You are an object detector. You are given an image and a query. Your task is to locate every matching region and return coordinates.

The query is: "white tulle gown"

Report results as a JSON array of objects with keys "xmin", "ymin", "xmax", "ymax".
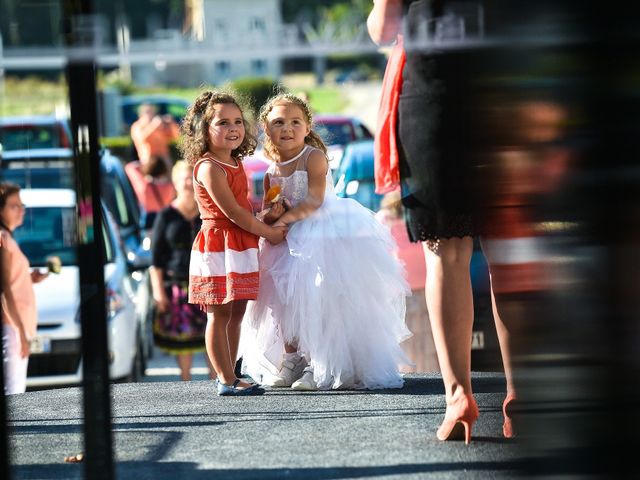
[{"xmin": 240, "ymin": 146, "xmax": 412, "ymax": 390}]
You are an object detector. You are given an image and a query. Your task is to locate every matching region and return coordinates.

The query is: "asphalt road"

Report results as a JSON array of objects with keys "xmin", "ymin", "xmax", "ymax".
[{"xmin": 6, "ymin": 372, "xmax": 531, "ymax": 480}]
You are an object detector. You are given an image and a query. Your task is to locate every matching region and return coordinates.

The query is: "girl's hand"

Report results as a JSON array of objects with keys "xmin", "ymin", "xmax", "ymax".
[
  {"xmin": 266, "ymin": 225, "xmax": 287, "ymax": 245},
  {"xmin": 272, "ymin": 219, "xmax": 287, "ymax": 228},
  {"xmin": 31, "ymin": 269, "xmax": 49, "ymax": 284},
  {"xmin": 262, "ymin": 200, "xmax": 286, "ymax": 224}
]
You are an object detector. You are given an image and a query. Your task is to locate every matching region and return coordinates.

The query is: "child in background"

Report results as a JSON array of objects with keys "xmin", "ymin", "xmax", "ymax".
[
  {"xmin": 181, "ymin": 90, "xmax": 287, "ymax": 396},
  {"xmin": 241, "ymin": 93, "xmax": 412, "ymax": 390}
]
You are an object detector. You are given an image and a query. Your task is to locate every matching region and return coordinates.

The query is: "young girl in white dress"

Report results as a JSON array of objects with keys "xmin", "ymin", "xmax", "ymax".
[{"xmin": 241, "ymin": 93, "xmax": 412, "ymax": 390}]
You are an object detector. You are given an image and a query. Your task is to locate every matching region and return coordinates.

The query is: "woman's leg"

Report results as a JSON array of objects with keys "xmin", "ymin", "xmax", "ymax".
[
  {"xmin": 176, "ymin": 353, "xmax": 193, "ymax": 381},
  {"xmin": 3, "ymin": 324, "xmax": 28, "ymax": 394},
  {"xmin": 490, "ymin": 286, "xmax": 516, "ymax": 396},
  {"xmin": 423, "ymin": 236, "xmax": 475, "ymax": 401}
]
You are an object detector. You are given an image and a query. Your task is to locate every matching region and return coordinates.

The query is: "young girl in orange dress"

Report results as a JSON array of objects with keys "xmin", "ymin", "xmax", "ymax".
[{"xmin": 181, "ymin": 91, "xmax": 287, "ymax": 396}]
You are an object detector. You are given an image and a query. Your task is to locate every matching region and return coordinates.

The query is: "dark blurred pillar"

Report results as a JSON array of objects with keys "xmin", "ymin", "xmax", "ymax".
[
  {"xmin": 63, "ymin": 1, "xmax": 113, "ymax": 479},
  {"xmin": 579, "ymin": 2, "xmax": 640, "ymax": 476}
]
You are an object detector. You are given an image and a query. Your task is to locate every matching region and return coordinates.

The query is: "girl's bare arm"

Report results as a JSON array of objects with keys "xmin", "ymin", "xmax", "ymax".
[
  {"xmin": 275, "ymin": 150, "xmax": 327, "ymax": 225},
  {"xmin": 198, "ymin": 162, "xmax": 286, "ymax": 243}
]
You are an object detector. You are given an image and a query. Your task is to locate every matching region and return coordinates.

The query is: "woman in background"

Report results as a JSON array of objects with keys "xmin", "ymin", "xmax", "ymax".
[
  {"xmin": 1, "ymin": 182, "xmax": 48, "ymax": 394},
  {"xmin": 150, "ymin": 161, "xmax": 213, "ymax": 381}
]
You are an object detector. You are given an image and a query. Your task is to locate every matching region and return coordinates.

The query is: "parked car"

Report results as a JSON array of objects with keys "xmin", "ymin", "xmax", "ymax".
[
  {"xmin": 333, "ymin": 139, "xmax": 500, "ymax": 371},
  {"xmin": 315, "ymin": 114, "xmax": 374, "ymax": 170},
  {"xmin": 0, "ymin": 145, "xmax": 155, "ymax": 369},
  {"xmin": 0, "ymin": 115, "xmax": 72, "ymax": 152},
  {"xmin": 334, "ymin": 139, "xmax": 384, "ymax": 212},
  {"xmin": 16, "ymin": 188, "xmax": 144, "ymax": 387}
]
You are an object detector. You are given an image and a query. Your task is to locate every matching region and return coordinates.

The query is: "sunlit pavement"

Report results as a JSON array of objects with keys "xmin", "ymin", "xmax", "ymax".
[
  {"xmin": 6, "ymin": 372, "xmax": 532, "ymax": 479},
  {"xmin": 142, "ymin": 345, "xmax": 213, "ymax": 383}
]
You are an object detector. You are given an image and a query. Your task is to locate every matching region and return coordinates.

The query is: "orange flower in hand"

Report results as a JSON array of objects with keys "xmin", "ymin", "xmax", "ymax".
[{"xmin": 266, "ymin": 185, "xmax": 282, "ymax": 203}]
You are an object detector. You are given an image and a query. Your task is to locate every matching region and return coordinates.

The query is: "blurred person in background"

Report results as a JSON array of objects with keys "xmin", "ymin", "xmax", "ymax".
[
  {"xmin": 149, "ymin": 161, "xmax": 214, "ymax": 381},
  {"xmin": 130, "ymin": 102, "xmax": 180, "ymax": 168},
  {"xmin": 125, "ymin": 154, "xmax": 177, "ymax": 226},
  {"xmin": 0, "ymin": 182, "xmax": 48, "ymax": 394}
]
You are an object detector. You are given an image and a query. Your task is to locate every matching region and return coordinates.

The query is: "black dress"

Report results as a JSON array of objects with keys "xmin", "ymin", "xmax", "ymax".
[
  {"xmin": 151, "ymin": 205, "xmax": 207, "ymax": 353},
  {"xmin": 398, "ymin": 0, "xmax": 484, "ymax": 242}
]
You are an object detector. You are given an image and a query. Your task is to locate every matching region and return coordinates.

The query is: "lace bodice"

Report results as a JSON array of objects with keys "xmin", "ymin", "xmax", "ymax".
[{"xmin": 266, "ymin": 146, "xmax": 334, "ymax": 208}]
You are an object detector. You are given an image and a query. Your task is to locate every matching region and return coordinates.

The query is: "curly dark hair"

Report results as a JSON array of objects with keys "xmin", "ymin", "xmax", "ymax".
[
  {"xmin": 179, "ymin": 90, "xmax": 257, "ymax": 165},
  {"xmin": 259, "ymin": 92, "xmax": 327, "ymax": 162}
]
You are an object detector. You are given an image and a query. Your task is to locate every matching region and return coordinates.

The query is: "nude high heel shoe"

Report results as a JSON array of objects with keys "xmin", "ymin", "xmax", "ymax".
[
  {"xmin": 502, "ymin": 393, "xmax": 516, "ymax": 439},
  {"xmin": 437, "ymin": 393, "xmax": 479, "ymax": 445}
]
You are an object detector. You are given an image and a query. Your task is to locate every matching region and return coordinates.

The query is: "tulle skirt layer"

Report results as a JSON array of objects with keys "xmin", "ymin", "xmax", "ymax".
[{"xmin": 241, "ymin": 195, "xmax": 412, "ymax": 390}]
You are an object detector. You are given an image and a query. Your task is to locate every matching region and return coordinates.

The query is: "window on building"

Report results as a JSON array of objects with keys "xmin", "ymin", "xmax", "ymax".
[
  {"xmin": 216, "ymin": 61, "xmax": 231, "ymax": 75},
  {"xmin": 249, "ymin": 17, "xmax": 266, "ymax": 34},
  {"xmin": 251, "ymin": 59, "xmax": 267, "ymax": 75},
  {"xmin": 215, "ymin": 19, "xmax": 228, "ymax": 42}
]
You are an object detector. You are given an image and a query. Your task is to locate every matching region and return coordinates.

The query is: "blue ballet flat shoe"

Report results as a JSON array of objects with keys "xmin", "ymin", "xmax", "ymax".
[{"xmin": 217, "ymin": 379, "xmax": 265, "ymax": 396}]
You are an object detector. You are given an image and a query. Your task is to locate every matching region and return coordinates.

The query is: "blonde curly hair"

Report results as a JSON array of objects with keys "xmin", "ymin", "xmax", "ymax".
[
  {"xmin": 258, "ymin": 93, "xmax": 327, "ymax": 162},
  {"xmin": 179, "ymin": 90, "xmax": 257, "ymax": 166}
]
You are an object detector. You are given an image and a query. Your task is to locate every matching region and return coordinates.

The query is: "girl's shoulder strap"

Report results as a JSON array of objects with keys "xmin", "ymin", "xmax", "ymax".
[
  {"xmin": 299, "ymin": 145, "xmax": 327, "ymax": 171},
  {"xmin": 193, "ymin": 156, "xmax": 228, "ymax": 186},
  {"xmin": 266, "ymin": 161, "xmax": 277, "ymax": 175}
]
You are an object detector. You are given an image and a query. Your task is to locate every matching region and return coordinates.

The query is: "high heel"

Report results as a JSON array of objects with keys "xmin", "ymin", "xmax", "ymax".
[
  {"xmin": 436, "ymin": 393, "xmax": 479, "ymax": 445},
  {"xmin": 502, "ymin": 393, "xmax": 516, "ymax": 439}
]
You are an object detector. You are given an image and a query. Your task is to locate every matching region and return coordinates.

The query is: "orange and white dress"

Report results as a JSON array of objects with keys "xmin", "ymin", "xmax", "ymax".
[{"xmin": 188, "ymin": 154, "xmax": 259, "ymax": 306}]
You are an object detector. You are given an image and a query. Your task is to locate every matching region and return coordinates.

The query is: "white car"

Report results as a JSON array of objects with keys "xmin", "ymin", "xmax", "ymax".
[{"xmin": 15, "ymin": 188, "xmax": 142, "ymax": 388}]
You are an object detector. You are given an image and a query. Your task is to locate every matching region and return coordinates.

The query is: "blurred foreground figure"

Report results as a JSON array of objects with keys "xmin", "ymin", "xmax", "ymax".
[
  {"xmin": 475, "ymin": 2, "xmax": 640, "ymax": 477},
  {"xmin": 371, "ymin": 0, "xmax": 639, "ymax": 475}
]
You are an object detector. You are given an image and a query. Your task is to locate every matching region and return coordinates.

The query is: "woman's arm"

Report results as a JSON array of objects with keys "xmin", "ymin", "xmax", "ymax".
[
  {"xmin": 198, "ymin": 162, "xmax": 286, "ymax": 244},
  {"xmin": 275, "ymin": 150, "xmax": 327, "ymax": 226},
  {"xmin": 149, "ymin": 211, "xmax": 170, "ymax": 313},
  {"xmin": 367, "ymin": 0, "xmax": 403, "ymax": 45},
  {"xmin": 1, "ymin": 242, "xmax": 30, "ymax": 358},
  {"xmin": 149, "ymin": 267, "xmax": 169, "ymax": 313},
  {"xmin": 131, "ymin": 116, "xmax": 164, "ymax": 142}
]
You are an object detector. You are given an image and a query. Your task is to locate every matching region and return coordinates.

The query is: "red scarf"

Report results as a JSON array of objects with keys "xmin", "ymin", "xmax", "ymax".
[{"xmin": 374, "ymin": 35, "xmax": 405, "ymax": 194}]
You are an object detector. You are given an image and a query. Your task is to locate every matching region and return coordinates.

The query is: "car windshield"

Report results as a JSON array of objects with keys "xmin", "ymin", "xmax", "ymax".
[
  {"xmin": 14, "ymin": 206, "xmax": 78, "ymax": 267},
  {"xmin": 122, "ymin": 101, "xmax": 187, "ymax": 127},
  {"xmin": 315, "ymin": 122, "xmax": 353, "ymax": 146},
  {"xmin": 1, "ymin": 166, "xmax": 75, "ymax": 189},
  {"xmin": 0, "ymin": 124, "xmax": 69, "ymax": 151},
  {"xmin": 335, "ymin": 145, "xmax": 374, "ymax": 181}
]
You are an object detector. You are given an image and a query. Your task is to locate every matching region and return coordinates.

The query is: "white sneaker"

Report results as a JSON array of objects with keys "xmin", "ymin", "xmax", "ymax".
[
  {"xmin": 262, "ymin": 354, "xmax": 307, "ymax": 388},
  {"xmin": 291, "ymin": 366, "xmax": 317, "ymax": 391}
]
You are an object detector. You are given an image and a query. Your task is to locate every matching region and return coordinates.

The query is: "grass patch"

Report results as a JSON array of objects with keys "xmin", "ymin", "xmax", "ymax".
[
  {"xmin": 1, "ymin": 76, "xmax": 68, "ymax": 117},
  {"xmin": 2, "ymin": 76, "xmax": 350, "ymax": 118},
  {"xmin": 307, "ymin": 87, "xmax": 348, "ymax": 114}
]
